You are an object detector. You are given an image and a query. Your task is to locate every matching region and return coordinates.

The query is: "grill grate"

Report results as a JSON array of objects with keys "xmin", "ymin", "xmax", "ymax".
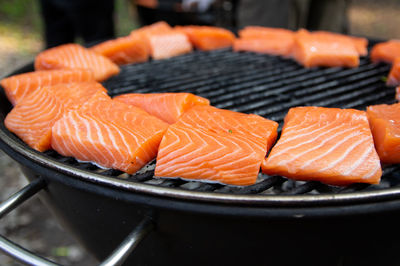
[{"xmin": 41, "ymin": 48, "xmax": 399, "ymax": 195}]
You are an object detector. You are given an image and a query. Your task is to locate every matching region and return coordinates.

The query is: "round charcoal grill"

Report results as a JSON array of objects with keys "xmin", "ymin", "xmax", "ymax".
[{"xmin": 1, "ymin": 46, "xmax": 400, "ymax": 266}]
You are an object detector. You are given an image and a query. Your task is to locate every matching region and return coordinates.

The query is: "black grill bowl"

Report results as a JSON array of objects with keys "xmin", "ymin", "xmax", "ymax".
[{"xmin": 1, "ymin": 48, "xmax": 400, "ymax": 266}]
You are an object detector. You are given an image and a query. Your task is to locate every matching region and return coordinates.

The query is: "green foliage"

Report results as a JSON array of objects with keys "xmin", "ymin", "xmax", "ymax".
[
  {"xmin": 0, "ymin": 0, "xmax": 139, "ymax": 38},
  {"xmin": 115, "ymin": 0, "xmax": 140, "ymax": 36},
  {"xmin": 0, "ymin": 0, "xmax": 42, "ymax": 34}
]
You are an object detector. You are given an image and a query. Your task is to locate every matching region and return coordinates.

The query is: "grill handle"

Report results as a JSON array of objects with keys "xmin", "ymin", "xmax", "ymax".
[{"xmin": 0, "ymin": 177, "xmax": 154, "ymax": 266}]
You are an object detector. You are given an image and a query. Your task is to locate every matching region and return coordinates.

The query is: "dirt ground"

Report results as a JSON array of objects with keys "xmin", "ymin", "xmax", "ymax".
[{"xmin": 0, "ymin": 1, "xmax": 400, "ymax": 265}]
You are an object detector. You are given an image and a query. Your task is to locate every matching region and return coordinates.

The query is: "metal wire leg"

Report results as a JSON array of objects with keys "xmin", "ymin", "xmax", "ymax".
[
  {"xmin": 0, "ymin": 177, "xmax": 60, "ymax": 266},
  {"xmin": 0, "ymin": 176, "xmax": 154, "ymax": 266},
  {"xmin": 100, "ymin": 216, "xmax": 154, "ymax": 266}
]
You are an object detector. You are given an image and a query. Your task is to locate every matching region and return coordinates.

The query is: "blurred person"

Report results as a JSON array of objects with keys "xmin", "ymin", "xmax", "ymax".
[
  {"xmin": 39, "ymin": 0, "xmax": 115, "ymax": 49},
  {"xmin": 132, "ymin": 0, "xmax": 232, "ymax": 26},
  {"xmin": 132, "ymin": 0, "xmax": 348, "ymax": 34},
  {"xmin": 237, "ymin": 0, "xmax": 349, "ymax": 33}
]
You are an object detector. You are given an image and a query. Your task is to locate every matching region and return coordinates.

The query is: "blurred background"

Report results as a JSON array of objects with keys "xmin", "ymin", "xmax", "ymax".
[{"xmin": 0, "ymin": 0, "xmax": 399, "ymax": 265}]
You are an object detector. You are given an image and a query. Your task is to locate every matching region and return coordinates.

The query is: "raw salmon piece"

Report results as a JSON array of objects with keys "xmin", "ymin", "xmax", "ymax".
[
  {"xmin": 155, "ymin": 124, "xmax": 266, "ymax": 186},
  {"xmin": 148, "ymin": 31, "xmax": 193, "ymax": 60},
  {"xmin": 234, "ymin": 26, "xmax": 294, "ymax": 57},
  {"xmin": 34, "ymin": 43, "xmax": 120, "ymax": 81},
  {"xmin": 130, "ymin": 21, "xmax": 173, "ymax": 39},
  {"xmin": 239, "ymin": 26, "xmax": 294, "ymax": 39},
  {"xmin": 175, "ymin": 25, "xmax": 235, "ymax": 51},
  {"xmin": 48, "ymin": 82, "xmax": 108, "ymax": 110},
  {"xmin": 52, "ymin": 92, "xmax": 168, "ymax": 173},
  {"xmin": 5, "ymin": 87, "xmax": 66, "ymax": 152},
  {"xmin": 397, "ymin": 86, "xmax": 400, "ymax": 101},
  {"xmin": 130, "ymin": 22, "xmax": 191, "ymax": 59},
  {"xmin": 114, "ymin": 93, "xmax": 210, "ymax": 124},
  {"xmin": 90, "ymin": 36, "xmax": 149, "ymax": 65},
  {"xmin": 370, "ymin": 40, "xmax": 400, "ymax": 64},
  {"xmin": 386, "ymin": 57, "xmax": 400, "ymax": 86},
  {"xmin": 292, "ymin": 29, "xmax": 359, "ymax": 68},
  {"xmin": 0, "ymin": 69, "xmax": 94, "ymax": 106},
  {"xmin": 367, "ymin": 103, "xmax": 400, "ymax": 164},
  {"xmin": 262, "ymin": 107, "xmax": 382, "ymax": 186},
  {"xmin": 130, "ymin": 21, "xmax": 173, "ymax": 51},
  {"xmin": 155, "ymin": 106, "xmax": 278, "ymax": 186},
  {"xmin": 310, "ymin": 31, "xmax": 368, "ymax": 56},
  {"xmin": 175, "ymin": 105, "xmax": 278, "ymax": 151},
  {"xmin": 352, "ymin": 37, "xmax": 369, "ymax": 56},
  {"xmin": 233, "ymin": 38, "xmax": 294, "ymax": 57},
  {"xmin": 5, "ymin": 82, "xmax": 106, "ymax": 152}
]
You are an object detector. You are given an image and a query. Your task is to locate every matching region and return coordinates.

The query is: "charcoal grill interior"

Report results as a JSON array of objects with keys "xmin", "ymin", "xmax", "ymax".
[{"xmin": 3, "ymin": 47, "xmax": 400, "ymax": 197}]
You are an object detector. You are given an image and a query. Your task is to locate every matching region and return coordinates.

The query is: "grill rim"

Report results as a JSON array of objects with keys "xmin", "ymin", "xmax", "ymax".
[
  {"xmin": 2, "ymin": 120, "xmax": 400, "ymax": 208},
  {"xmin": 1, "ymin": 59, "xmax": 400, "ymax": 209}
]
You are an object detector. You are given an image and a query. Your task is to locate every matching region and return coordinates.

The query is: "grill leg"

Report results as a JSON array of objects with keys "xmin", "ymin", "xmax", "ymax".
[
  {"xmin": 99, "ymin": 216, "xmax": 154, "ymax": 266},
  {"xmin": 0, "ymin": 177, "xmax": 59, "ymax": 266}
]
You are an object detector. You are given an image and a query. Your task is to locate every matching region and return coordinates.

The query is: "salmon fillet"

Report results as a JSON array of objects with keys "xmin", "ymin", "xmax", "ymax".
[
  {"xmin": 386, "ymin": 57, "xmax": 400, "ymax": 86},
  {"xmin": 310, "ymin": 31, "xmax": 368, "ymax": 56},
  {"xmin": 367, "ymin": 103, "xmax": 400, "ymax": 164},
  {"xmin": 155, "ymin": 106, "xmax": 278, "ymax": 186},
  {"xmin": 262, "ymin": 107, "xmax": 382, "ymax": 186},
  {"xmin": 370, "ymin": 40, "xmax": 400, "ymax": 64},
  {"xmin": 0, "ymin": 69, "xmax": 94, "ymax": 106},
  {"xmin": 90, "ymin": 36, "xmax": 149, "ymax": 65},
  {"xmin": 233, "ymin": 26, "xmax": 294, "ymax": 57},
  {"xmin": 130, "ymin": 22, "xmax": 191, "ymax": 59},
  {"xmin": 130, "ymin": 21, "xmax": 173, "ymax": 40},
  {"xmin": 114, "ymin": 93, "xmax": 210, "ymax": 124},
  {"xmin": 52, "ymin": 92, "xmax": 168, "ymax": 173},
  {"xmin": 130, "ymin": 21, "xmax": 175, "ymax": 58},
  {"xmin": 175, "ymin": 105, "xmax": 278, "ymax": 151},
  {"xmin": 175, "ymin": 25, "xmax": 235, "ymax": 51},
  {"xmin": 238, "ymin": 26, "xmax": 294, "ymax": 39},
  {"xmin": 34, "ymin": 43, "xmax": 120, "ymax": 81},
  {"xmin": 292, "ymin": 29, "xmax": 359, "ymax": 68},
  {"xmin": 5, "ymin": 82, "xmax": 107, "ymax": 152},
  {"xmin": 233, "ymin": 38, "xmax": 294, "ymax": 57},
  {"xmin": 155, "ymin": 124, "xmax": 266, "ymax": 186},
  {"xmin": 148, "ymin": 31, "xmax": 193, "ymax": 60}
]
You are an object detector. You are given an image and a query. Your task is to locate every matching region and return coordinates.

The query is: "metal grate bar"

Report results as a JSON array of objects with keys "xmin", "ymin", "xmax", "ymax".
[
  {"xmin": 230, "ymin": 176, "xmax": 286, "ymax": 195},
  {"xmin": 283, "ymin": 181, "xmax": 321, "ymax": 195}
]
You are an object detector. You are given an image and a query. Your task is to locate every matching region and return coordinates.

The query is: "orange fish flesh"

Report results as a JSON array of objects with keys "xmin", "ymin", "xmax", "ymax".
[
  {"xmin": 52, "ymin": 92, "xmax": 168, "ymax": 173},
  {"xmin": 310, "ymin": 31, "xmax": 368, "ymax": 56},
  {"xmin": 292, "ymin": 29, "xmax": 359, "ymax": 68},
  {"xmin": 233, "ymin": 26, "xmax": 294, "ymax": 57},
  {"xmin": 370, "ymin": 40, "xmax": 400, "ymax": 64},
  {"xmin": 130, "ymin": 22, "xmax": 192, "ymax": 60},
  {"xmin": 175, "ymin": 105, "xmax": 278, "ymax": 151},
  {"xmin": 130, "ymin": 21, "xmax": 173, "ymax": 40},
  {"xmin": 175, "ymin": 25, "xmax": 236, "ymax": 51},
  {"xmin": 367, "ymin": 103, "xmax": 400, "ymax": 164},
  {"xmin": 5, "ymin": 82, "xmax": 107, "ymax": 152},
  {"xmin": 147, "ymin": 31, "xmax": 193, "ymax": 60},
  {"xmin": 238, "ymin": 26, "xmax": 294, "ymax": 39},
  {"xmin": 114, "ymin": 93, "xmax": 210, "ymax": 124},
  {"xmin": 1, "ymin": 69, "xmax": 95, "ymax": 106},
  {"xmin": 262, "ymin": 106, "xmax": 381, "ymax": 186},
  {"xmin": 155, "ymin": 106, "xmax": 278, "ymax": 186},
  {"xmin": 90, "ymin": 36, "xmax": 149, "ymax": 65},
  {"xmin": 386, "ymin": 57, "xmax": 400, "ymax": 86},
  {"xmin": 34, "ymin": 43, "xmax": 120, "ymax": 81}
]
